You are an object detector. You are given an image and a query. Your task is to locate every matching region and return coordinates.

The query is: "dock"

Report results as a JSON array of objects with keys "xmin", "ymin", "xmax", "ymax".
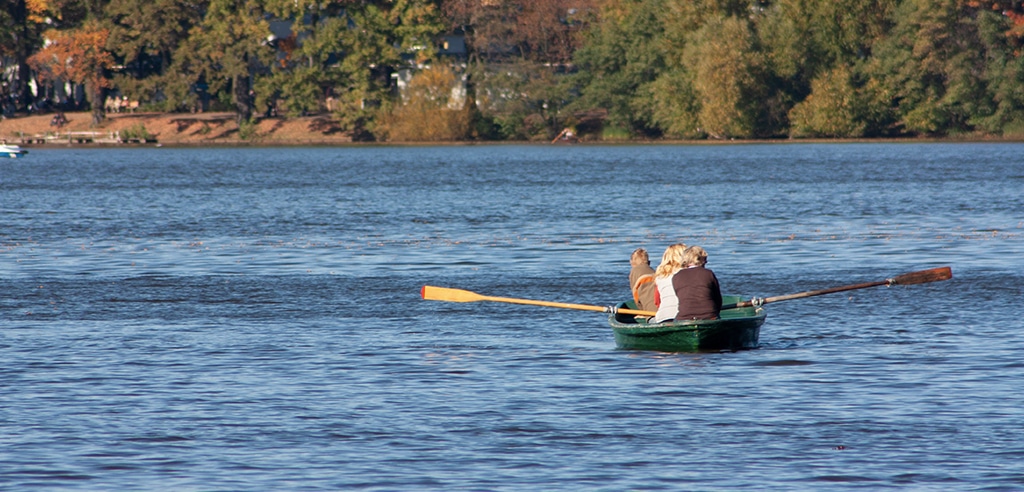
[{"xmin": 17, "ymin": 131, "xmax": 156, "ymax": 145}]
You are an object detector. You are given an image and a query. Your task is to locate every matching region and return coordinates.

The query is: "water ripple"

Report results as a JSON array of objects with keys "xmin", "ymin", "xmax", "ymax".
[{"xmin": 1, "ymin": 144, "xmax": 1023, "ymax": 489}]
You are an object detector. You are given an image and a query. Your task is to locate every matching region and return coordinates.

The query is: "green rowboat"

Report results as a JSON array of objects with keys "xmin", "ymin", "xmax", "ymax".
[
  {"xmin": 608, "ymin": 295, "xmax": 767, "ymax": 352},
  {"xmin": 423, "ymin": 268, "xmax": 950, "ymax": 353}
]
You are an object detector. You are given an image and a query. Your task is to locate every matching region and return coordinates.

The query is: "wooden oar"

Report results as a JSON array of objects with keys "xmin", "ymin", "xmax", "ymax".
[
  {"xmin": 721, "ymin": 266, "xmax": 952, "ymax": 310},
  {"xmin": 421, "ymin": 285, "xmax": 656, "ymax": 316}
]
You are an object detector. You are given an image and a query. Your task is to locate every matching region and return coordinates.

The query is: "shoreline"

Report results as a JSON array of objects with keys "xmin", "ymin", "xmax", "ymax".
[
  {"xmin": 4, "ymin": 111, "xmax": 1022, "ymax": 147},
  {"xmin": 1, "ymin": 111, "xmax": 357, "ymax": 147}
]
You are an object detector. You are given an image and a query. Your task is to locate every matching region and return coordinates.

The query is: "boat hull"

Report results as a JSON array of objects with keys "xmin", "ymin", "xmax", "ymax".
[
  {"xmin": 0, "ymin": 145, "xmax": 28, "ymax": 158},
  {"xmin": 609, "ymin": 295, "xmax": 766, "ymax": 352}
]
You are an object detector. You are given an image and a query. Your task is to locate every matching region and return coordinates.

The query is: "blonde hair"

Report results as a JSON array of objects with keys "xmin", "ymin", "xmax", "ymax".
[
  {"xmin": 654, "ymin": 243, "xmax": 688, "ymax": 278},
  {"xmin": 630, "ymin": 247, "xmax": 649, "ymax": 265},
  {"xmin": 683, "ymin": 245, "xmax": 708, "ymax": 267}
]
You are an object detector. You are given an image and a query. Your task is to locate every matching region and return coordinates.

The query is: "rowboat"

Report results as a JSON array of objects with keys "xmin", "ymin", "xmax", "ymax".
[
  {"xmin": 608, "ymin": 295, "xmax": 766, "ymax": 352},
  {"xmin": 0, "ymin": 143, "xmax": 28, "ymax": 158}
]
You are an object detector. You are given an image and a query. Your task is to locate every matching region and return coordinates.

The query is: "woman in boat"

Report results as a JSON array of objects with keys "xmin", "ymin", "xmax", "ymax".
[
  {"xmin": 629, "ymin": 247, "xmax": 657, "ymax": 312},
  {"xmin": 673, "ymin": 246, "xmax": 723, "ymax": 320},
  {"xmin": 652, "ymin": 243, "xmax": 688, "ymax": 323}
]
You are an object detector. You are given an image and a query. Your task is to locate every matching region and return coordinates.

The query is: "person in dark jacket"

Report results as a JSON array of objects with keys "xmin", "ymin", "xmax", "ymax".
[{"xmin": 672, "ymin": 246, "xmax": 722, "ymax": 320}]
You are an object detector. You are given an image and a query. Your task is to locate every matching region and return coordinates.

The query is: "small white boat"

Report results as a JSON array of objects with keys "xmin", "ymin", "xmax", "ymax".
[{"xmin": 0, "ymin": 143, "xmax": 28, "ymax": 158}]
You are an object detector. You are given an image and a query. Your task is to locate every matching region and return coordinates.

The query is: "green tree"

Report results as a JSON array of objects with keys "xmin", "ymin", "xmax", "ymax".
[
  {"xmin": 753, "ymin": 0, "xmax": 898, "ymax": 137},
  {"xmin": 760, "ymin": 0, "xmax": 897, "ymax": 83},
  {"xmin": 569, "ymin": 0, "xmax": 667, "ymax": 137},
  {"xmin": 168, "ymin": 0, "xmax": 273, "ymax": 123},
  {"xmin": 866, "ymin": 0, "xmax": 991, "ymax": 135},
  {"xmin": 687, "ymin": 14, "xmax": 766, "ymax": 138},
  {"xmin": 970, "ymin": 5, "xmax": 1024, "ymax": 135},
  {"xmin": 346, "ymin": 1, "xmax": 443, "ymax": 137},
  {"xmin": 788, "ymin": 64, "xmax": 867, "ymax": 137},
  {"xmin": 631, "ymin": 0, "xmax": 761, "ymax": 139},
  {"xmin": 104, "ymin": 0, "xmax": 205, "ymax": 104},
  {"xmin": 259, "ymin": 0, "xmax": 351, "ymax": 117},
  {"xmin": 636, "ymin": 68, "xmax": 701, "ymax": 138},
  {"xmin": 259, "ymin": 0, "xmax": 443, "ymax": 123},
  {"xmin": 1, "ymin": 0, "xmax": 40, "ymax": 111}
]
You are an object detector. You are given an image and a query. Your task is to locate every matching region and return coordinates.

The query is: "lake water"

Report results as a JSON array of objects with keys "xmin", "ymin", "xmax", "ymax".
[{"xmin": 1, "ymin": 143, "xmax": 1022, "ymax": 490}]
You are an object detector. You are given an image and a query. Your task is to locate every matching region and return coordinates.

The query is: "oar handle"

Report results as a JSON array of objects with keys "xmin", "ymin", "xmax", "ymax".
[
  {"xmin": 421, "ymin": 285, "xmax": 657, "ymax": 316},
  {"xmin": 477, "ymin": 294, "xmax": 609, "ymax": 312},
  {"xmin": 479, "ymin": 294, "xmax": 655, "ymax": 316},
  {"xmin": 724, "ymin": 281, "xmax": 887, "ymax": 309}
]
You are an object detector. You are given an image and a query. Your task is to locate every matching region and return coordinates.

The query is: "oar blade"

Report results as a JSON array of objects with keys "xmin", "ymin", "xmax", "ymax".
[
  {"xmin": 892, "ymin": 266, "xmax": 952, "ymax": 286},
  {"xmin": 421, "ymin": 285, "xmax": 485, "ymax": 303}
]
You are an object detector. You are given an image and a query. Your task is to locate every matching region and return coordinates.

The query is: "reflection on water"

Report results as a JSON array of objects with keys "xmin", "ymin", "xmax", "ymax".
[{"xmin": 1, "ymin": 143, "xmax": 1022, "ymax": 489}]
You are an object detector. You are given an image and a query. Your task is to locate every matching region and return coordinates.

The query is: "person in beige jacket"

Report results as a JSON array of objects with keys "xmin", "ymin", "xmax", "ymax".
[{"xmin": 629, "ymin": 248, "xmax": 657, "ymax": 312}]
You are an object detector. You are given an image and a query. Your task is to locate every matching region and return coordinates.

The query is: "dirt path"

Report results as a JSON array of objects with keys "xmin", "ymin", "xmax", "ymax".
[{"xmin": 1, "ymin": 111, "xmax": 356, "ymax": 146}]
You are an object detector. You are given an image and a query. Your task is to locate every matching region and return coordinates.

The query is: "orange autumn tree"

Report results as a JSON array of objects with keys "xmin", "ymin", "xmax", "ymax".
[
  {"xmin": 964, "ymin": 1, "xmax": 1024, "ymax": 40},
  {"xmin": 29, "ymin": 23, "xmax": 115, "ymax": 124}
]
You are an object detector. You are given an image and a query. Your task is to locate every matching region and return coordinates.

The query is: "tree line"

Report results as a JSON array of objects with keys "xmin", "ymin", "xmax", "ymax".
[{"xmin": 3, "ymin": 0, "xmax": 1024, "ymax": 141}]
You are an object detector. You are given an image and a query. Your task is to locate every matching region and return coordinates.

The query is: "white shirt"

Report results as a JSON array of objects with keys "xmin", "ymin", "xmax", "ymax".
[{"xmin": 653, "ymin": 275, "xmax": 679, "ymax": 323}]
